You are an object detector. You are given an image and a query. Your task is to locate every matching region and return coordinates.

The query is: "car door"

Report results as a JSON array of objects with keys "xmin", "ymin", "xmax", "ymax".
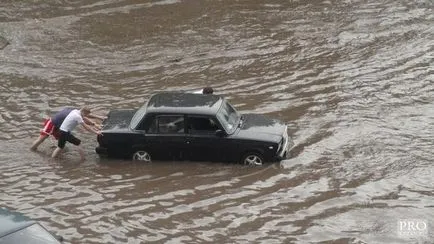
[
  {"xmin": 185, "ymin": 115, "xmax": 227, "ymax": 162},
  {"xmin": 143, "ymin": 114, "xmax": 187, "ymax": 161}
]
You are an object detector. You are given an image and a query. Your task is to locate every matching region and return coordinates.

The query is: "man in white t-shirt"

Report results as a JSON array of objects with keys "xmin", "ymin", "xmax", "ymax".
[{"xmin": 51, "ymin": 107, "xmax": 102, "ymax": 160}]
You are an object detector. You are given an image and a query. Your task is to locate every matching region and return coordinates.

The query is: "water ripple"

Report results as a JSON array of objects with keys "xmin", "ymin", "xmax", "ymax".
[{"xmin": 1, "ymin": 0, "xmax": 433, "ymax": 243}]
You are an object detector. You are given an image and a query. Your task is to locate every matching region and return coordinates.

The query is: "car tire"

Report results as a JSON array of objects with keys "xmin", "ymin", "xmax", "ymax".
[
  {"xmin": 241, "ymin": 152, "xmax": 264, "ymax": 166},
  {"xmin": 132, "ymin": 150, "xmax": 151, "ymax": 162}
]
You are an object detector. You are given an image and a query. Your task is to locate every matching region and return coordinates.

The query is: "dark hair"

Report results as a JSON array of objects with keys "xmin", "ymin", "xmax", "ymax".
[{"xmin": 203, "ymin": 87, "xmax": 214, "ymax": 94}]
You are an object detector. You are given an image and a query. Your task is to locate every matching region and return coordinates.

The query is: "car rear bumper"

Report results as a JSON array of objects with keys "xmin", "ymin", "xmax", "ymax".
[{"xmin": 95, "ymin": 146, "xmax": 108, "ymax": 155}]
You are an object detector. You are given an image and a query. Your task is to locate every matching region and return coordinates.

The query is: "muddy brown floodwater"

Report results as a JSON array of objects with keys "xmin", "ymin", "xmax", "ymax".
[{"xmin": 0, "ymin": 0, "xmax": 433, "ymax": 243}]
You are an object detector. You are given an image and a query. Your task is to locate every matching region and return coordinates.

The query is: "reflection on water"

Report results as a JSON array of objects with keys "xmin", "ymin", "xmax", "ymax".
[{"xmin": 0, "ymin": 0, "xmax": 433, "ymax": 243}]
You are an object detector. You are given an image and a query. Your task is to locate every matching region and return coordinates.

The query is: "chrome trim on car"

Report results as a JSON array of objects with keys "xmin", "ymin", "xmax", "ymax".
[{"xmin": 276, "ymin": 138, "xmax": 283, "ymax": 153}]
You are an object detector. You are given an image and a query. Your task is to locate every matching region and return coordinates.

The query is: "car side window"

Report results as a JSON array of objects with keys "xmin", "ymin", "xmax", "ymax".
[
  {"xmin": 148, "ymin": 115, "xmax": 184, "ymax": 134},
  {"xmin": 188, "ymin": 116, "xmax": 219, "ymax": 134}
]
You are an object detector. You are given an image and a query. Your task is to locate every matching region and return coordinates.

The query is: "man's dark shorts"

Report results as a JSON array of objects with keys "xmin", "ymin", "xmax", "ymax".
[{"xmin": 58, "ymin": 131, "xmax": 81, "ymax": 149}]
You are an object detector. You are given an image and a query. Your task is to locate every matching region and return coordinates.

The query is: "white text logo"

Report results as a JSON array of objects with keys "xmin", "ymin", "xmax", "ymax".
[{"xmin": 397, "ymin": 219, "xmax": 428, "ymax": 238}]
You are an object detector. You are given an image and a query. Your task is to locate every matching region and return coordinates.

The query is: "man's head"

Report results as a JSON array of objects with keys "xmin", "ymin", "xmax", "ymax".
[
  {"xmin": 203, "ymin": 87, "xmax": 214, "ymax": 94},
  {"xmin": 80, "ymin": 107, "xmax": 91, "ymax": 117}
]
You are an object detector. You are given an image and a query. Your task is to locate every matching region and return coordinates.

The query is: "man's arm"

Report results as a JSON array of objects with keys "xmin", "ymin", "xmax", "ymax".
[
  {"xmin": 83, "ymin": 117, "xmax": 102, "ymax": 129},
  {"xmin": 87, "ymin": 113, "xmax": 107, "ymax": 121},
  {"xmin": 81, "ymin": 122, "xmax": 101, "ymax": 135},
  {"xmin": 83, "ymin": 117, "xmax": 95, "ymax": 126}
]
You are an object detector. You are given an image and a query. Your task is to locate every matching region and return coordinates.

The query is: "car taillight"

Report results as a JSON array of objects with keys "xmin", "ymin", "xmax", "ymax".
[{"xmin": 97, "ymin": 134, "xmax": 103, "ymax": 145}]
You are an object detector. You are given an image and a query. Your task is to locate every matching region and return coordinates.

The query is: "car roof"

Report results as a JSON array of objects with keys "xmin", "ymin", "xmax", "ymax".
[
  {"xmin": 0, "ymin": 208, "xmax": 35, "ymax": 238},
  {"xmin": 146, "ymin": 92, "xmax": 223, "ymax": 116}
]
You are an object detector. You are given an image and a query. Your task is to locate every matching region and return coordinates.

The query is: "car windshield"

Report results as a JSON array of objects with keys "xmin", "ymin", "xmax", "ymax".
[
  {"xmin": 130, "ymin": 104, "xmax": 147, "ymax": 129},
  {"xmin": 216, "ymin": 100, "xmax": 240, "ymax": 134}
]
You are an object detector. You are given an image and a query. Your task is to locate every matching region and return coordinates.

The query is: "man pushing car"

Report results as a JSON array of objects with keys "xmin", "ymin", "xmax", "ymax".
[
  {"xmin": 31, "ymin": 107, "xmax": 105, "ymax": 151},
  {"xmin": 51, "ymin": 107, "xmax": 102, "ymax": 160}
]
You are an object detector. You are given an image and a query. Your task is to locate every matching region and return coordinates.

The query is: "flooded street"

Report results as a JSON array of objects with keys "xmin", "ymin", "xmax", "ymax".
[{"xmin": 0, "ymin": 0, "xmax": 433, "ymax": 243}]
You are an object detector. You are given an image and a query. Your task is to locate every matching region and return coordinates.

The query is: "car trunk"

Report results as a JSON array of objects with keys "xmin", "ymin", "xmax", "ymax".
[
  {"xmin": 102, "ymin": 109, "xmax": 137, "ymax": 132},
  {"xmin": 98, "ymin": 109, "xmax": 138, "ymax": 151}
]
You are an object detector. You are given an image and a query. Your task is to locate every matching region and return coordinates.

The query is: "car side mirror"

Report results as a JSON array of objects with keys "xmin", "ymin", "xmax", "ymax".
[{"xmin": 215, "ymin": 129, "xmax": 226, "ymax": 137}]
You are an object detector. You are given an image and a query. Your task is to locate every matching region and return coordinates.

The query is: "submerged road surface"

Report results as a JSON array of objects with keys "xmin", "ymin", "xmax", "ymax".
[{"xmin": 0, "ymin": 0, "xmax": 433, "ymax": 243}]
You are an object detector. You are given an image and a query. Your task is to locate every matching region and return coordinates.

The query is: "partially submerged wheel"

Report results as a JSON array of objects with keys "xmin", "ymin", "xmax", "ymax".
[
  {"xmin": 242, "ymin": 152, "xmax": 264, "ymax": 166},
  {"xmin": 132, "ymin": 150, "xmax": 151, "ymax": 162}
]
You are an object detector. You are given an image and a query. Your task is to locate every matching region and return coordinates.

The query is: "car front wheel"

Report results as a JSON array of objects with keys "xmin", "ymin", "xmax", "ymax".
[
  {"xmin": 242, "ymin": 152, "xmax": 264, "ymax": 166},
  {"xmin": 132, "ymin": 150, "xmax": 151, "ymax": 162}
]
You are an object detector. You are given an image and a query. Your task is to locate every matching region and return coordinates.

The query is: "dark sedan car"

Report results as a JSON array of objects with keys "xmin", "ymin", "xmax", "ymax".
[{"xmin": 96, "ymin": 92, "xmax": 293, "ymax": 165}]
